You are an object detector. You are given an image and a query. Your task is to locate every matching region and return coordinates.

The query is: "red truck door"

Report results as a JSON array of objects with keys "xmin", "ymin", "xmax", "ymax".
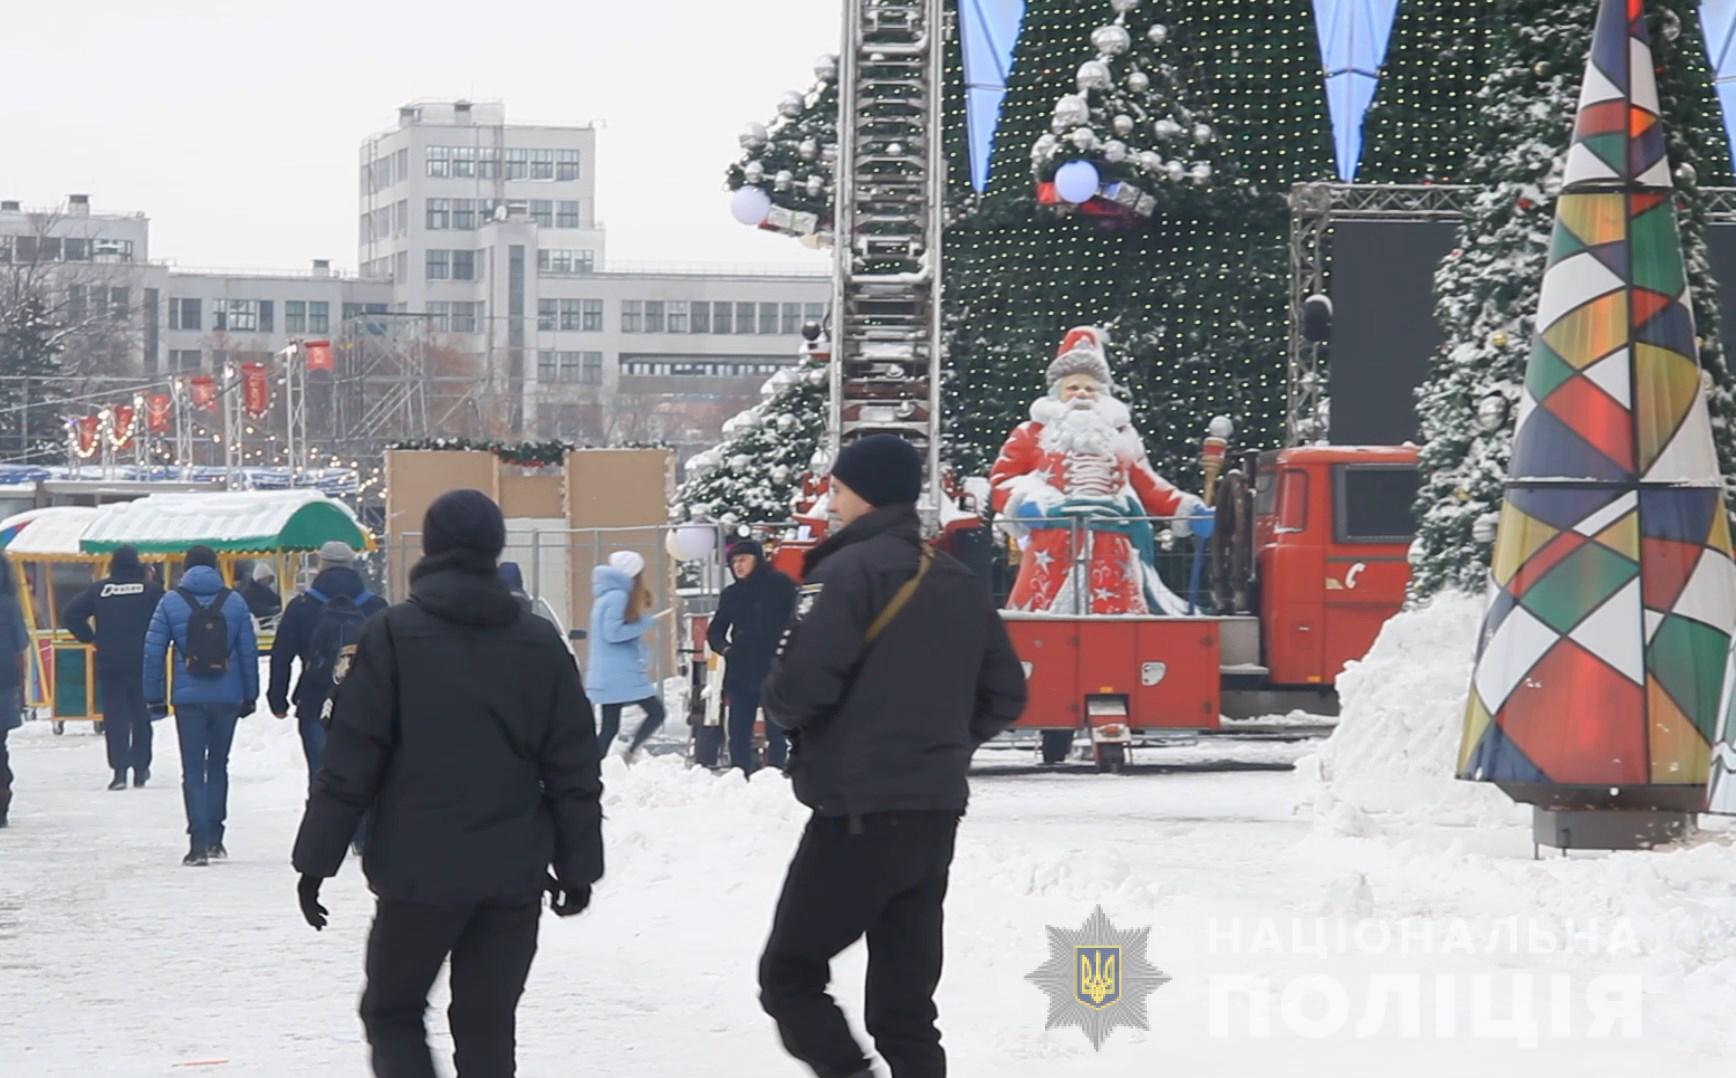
[
  {"xmin": 1259, "ymin": 463, "xmax": 1326, "ymax": 685},
  {"xmin": 1321, "ymin": 462, "xmax": 1418, "ymax": 682}
]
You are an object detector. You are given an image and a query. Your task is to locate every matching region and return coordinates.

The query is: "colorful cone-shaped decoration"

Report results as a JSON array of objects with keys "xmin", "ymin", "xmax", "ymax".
[{"xmin": 1458, "ymin": 0, "xmax": 1736, "ymax": 813}]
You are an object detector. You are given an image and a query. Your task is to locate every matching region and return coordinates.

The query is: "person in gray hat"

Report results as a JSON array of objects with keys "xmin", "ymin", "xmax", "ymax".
[{"xmin": 269, "ymin": 542, "xmax": 384, "ymax": 780}]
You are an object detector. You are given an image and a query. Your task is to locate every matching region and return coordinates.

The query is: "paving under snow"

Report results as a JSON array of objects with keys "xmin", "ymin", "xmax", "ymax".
[{"xmin": 3, "ymin": 615, "xmax": 1735, "ymax": 1076}]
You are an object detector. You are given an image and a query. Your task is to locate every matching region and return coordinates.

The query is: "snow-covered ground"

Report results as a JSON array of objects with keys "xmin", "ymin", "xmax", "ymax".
[{"xmin": 3, "ymin": 606, "xmax": 1735, "ymax": 1076}]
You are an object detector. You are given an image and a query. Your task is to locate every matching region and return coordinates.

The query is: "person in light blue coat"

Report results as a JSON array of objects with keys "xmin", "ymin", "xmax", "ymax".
[
  {"xmin": 587, "ymin": 550, "xmax": 665, "ymax": 762},
  {"xmin": 143, "ymin": 545, "xmax": 259, "ymax": 866}
]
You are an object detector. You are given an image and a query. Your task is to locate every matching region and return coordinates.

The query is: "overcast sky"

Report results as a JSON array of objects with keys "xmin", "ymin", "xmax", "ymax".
[{"xmin": 2, "ymin": 0, "xmax": 839, "ymax": 273}]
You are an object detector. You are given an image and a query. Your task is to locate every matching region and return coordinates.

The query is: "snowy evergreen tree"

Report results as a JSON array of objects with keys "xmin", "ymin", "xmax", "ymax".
[
  {"xmin": 725, "ymin": 56, "xmax": 840, "ymax": 241},
  {"xmin": 1408, "ymin": 0, "xmax": 1734, "ymax": 600},
  {"xmin": 676, "ymin": 350, "xmax": 830, "ymax": 526},
  {"xmin": 0, "ymin": 289, "xmax": 68, "ymax": 460}
]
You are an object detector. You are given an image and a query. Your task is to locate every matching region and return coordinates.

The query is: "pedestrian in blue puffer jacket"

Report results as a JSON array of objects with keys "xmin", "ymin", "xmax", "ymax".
[
  {"xmin": 587, "ymin": 550, "xmax": 665, "ymax": 762},
  {"xmin": 143, "ymin": 545, "xmax": 260, "ymax": 866}
]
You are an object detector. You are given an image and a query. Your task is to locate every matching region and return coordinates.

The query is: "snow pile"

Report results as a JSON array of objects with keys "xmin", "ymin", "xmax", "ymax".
[{"xmin": 1303, "ymin": 591, "xmax": 1525, "ymax": 832}]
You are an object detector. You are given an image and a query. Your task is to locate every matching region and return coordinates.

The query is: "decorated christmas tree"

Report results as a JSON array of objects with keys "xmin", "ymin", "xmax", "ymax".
[
  {"xmin": 0, "ymin": 289, "xmax": 69, "ymax": 460},
  {"xmin": 1407, "ymin": 0, "xmax": 1734, "ymax": 600},
  {"xmin": 725, "ymin": 55, "xmax": 840, "ymax": 243}
]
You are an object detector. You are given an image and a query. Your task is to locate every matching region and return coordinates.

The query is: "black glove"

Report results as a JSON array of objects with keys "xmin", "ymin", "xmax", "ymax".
[
  {"xmin": 544, "ymin": 873, "xmax": 591, "ymax": 918},
  {"xmin": 298, "ymin": 874, "xmax": 328, "ymax": 931},
  {"xmin": 147, "ymin": 702, "xmax": 169, "ymax": 721},
  {"xmin": 239, "ymin": 699, "xmax": 257, "ymax": 719}
]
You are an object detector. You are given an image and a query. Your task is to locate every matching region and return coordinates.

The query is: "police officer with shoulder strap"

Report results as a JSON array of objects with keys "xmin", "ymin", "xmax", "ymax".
[
  {"xmin": 758, "ymin": 435, "xmax": 1028, "ymax": 1078},
  {"xmin": 62, "ymin": 544, "xmax": 164, "ymax": 791}
]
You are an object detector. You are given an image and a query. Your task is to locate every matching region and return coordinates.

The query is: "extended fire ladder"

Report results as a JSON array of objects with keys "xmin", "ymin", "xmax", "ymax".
[{"xmin": 829, "ymin": 0, "xmax": 946, "ymax": 518}]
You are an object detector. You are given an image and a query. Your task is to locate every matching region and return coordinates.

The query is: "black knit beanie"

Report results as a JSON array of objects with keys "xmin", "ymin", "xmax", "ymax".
[
  {"xmin": 184, "ymin": 545, "xmax": 218, "ymax": 570},
  {"xmin": 423, "ymin": 489, "xmax": 507, "ymax": 559},
  {"xmin": 110, "ymin": 545, "xmax": 144, "ymax": 578},
  {"xmin": 830, "ymin": 435, "xmax": 923, "ymax": 508}
]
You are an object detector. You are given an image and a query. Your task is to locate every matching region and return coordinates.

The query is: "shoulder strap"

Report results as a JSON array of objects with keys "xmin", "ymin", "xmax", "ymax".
[{"xmin": 865, "ymin": 543, "xmax": 934, "ymax": 645}]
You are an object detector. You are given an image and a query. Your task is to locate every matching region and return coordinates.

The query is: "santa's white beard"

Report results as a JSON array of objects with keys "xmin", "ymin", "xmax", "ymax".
[{"xmin": 1032, "ymin": 394, "xmax": 1134, "ymax": 458}]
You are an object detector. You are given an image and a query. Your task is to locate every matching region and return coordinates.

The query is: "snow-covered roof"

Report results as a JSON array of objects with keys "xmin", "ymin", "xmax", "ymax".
[
  {"xmin": 0, "ymin": 507, "xmax": 103, "ymax": 557},
  {"xmin": 76, "ymin": 490, "xmax": 371, "ymax": 555}
]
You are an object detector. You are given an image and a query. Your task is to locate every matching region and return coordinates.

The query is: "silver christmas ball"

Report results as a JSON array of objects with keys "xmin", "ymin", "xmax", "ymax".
[
  {"xmin": 1192, "ymin": 123, "xmax": 1215, "ymax": 144},
  {"xmin": 798, "ymin": 138, "xmax": 819, "ymax": 162},
  {"xmin": 771, "ymin": 464, "xmax": 791, "ymax": 483},
  {"xmin": 1031, "ymin": 133, "xmax": 1059, "ymax": 159},
  {"xmin": 774, "ymin": 170, "xmax": 794, "ymax": 192},
  {"xmin": 1676, "ymin": 161, "xmax": 1698, "ymax": 186},
  {"xmin": 1154, "ymin": 118, "xmax": 1182, "ymax": 140},
  {"xmin": 743, "ymin": 161, "xmax": 765, "ymax": 184},
  {"xmin": 805, "ymin": 174, "xmax": 825, "ymax": 196},
  {"xmin": 1103, "ymin": 140, "xmax": 1128, "ymax": 164},
  {"xmin": 1127, "ymin": 70, "xmax": 1151, "ymax": 94},
  {"xmin": 814, "ymin": 53, "xmax": 839, "ymax": 81},
  {"xmin": 1112, "ymin": 113, "xmax": 1135, "ymax": 137},
  {"xmin": 740, "ymin": 122, "xmax": 768, "ymax": 149},
  {"xmin": 1053, "ymin": 95, "xmax": 1090, "ymax": 126},
  {"xmin": 1165, "ymin": 159, "xmax": 1186, "ymax": 182},
  {"xmin": 1146, "ymin": 23, "xmax": 1169, "ymax": 46},
  {"xmin": 1138, "ymin": 150, "xmax": 1164, "ymax": 173},
  {"xmin": 1076, "ymin": 60, "xmax": 1113, "ymax": 93},
  {"xmin": 1091, "ymin": 24, "xmax": 1131, "ymax": 57},
  {"xmin": 776, "ymin": 413, "xmax": 797, "ymax": 432},
  {"xmin": 1190, "ymin": 161, "xmax": 1213, "ymax": 184},
  {"xmin": 1069, "ymin": 126, "xmax": 1099, "ymax": 152},
  {"xmin": 1110, "ymin": 0, "xmax": 1140, "ymax": 11},
  {"xmin": 1661, "ymin": 9, "xmax": 1682, "ymax": 42},
  {"xmin": 806, "ymin": 368, "xmax": 827, "ymax": 386},
  {"xmin": 779, "ymin": 91, "xmax": 804, "ymax": 118},
  {"xmin": 887, "ymin": 142, "xmax": 905, "ymax": 156}
]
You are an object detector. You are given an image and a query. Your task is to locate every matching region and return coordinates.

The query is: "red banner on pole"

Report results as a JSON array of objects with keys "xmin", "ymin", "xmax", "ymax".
[
  {"xmin": 75, "ymin": 415, "xmax": 100, "ymax": 457},
  {"xmin": 305, "ymin": 339, "xmax": 334, "ymax": 373},
  {"xmin": 190, "ymin": 375, "xmax": 218, "ymax": 413},
  {"xmin": 241, "ymin": 361, "xmax": 270, "ymax": 419},
  {"xmin": 146, "ymin": 393, "xmax": 172, "ymax": 433},
  {"xmin": 111, "ymin": 404, "xmax": 137, "ymax": 449}
]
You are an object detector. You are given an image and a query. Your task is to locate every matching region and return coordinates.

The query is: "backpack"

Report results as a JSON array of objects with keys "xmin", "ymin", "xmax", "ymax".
[
  {"xmin": 177, "ymin": 587, "xmax": 232, "ymax": 679},
  {"xmin": 304, "ymin": 588, "xmax": 375, "ymax": 698}
]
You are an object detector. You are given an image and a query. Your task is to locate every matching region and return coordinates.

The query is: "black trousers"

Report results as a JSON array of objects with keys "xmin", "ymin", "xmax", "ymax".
[
  {"xmin": 597, "ymin": 695, "xmax": 665, "ymax": 753},
  {"xmin": 759, "ymin": 811, "xmax": 959, "ymax": 1078},
  {"xmin": 359, "ymin": 898, "xmax": 540, "ymax": 1078},
  {"xmin": 0, "ymin": 724, "xmax": 11, "ymax": 804},
  {"xmin": 99, "ymin": 670, "xmax": 151, "ymax": 775}
]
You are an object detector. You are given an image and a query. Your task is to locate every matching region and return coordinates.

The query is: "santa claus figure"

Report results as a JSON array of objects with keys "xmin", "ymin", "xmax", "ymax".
[{"xmin": 989, "ymin": 327, "xmax": 1204, "ymax": 615}]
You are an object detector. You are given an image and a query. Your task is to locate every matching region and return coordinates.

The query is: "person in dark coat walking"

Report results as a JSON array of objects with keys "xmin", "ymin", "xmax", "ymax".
[
  {"xmin": 269, "ymin": 541, "xmax": 385, "ymax": 781},
  {"xmin": 62, "ymin": 545, "xmax": 164, "ymax": 790},
  {"xmin": 292, "ymin": 489, "xmax": 603, "ymax": 1078},
  {"xmin": 240, "ymin": 561, "xmax": 283, "ymax": 624},
  {"xmin": 0, "ymin": 555, "xmax": 30, "ymax": 828},
  {"xmin": 703, "ymin": 539, "xmax": 797, "ymax": 773},
  {"xmin": 757, "ymin": 436, "xmax": 1028, "ymax": 1078},
  {"xmin": 143, "ymin": 545, "xmax": 260, "ymax": 866}
]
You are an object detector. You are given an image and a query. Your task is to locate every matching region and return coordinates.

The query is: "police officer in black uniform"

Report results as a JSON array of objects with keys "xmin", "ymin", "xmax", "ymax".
[
  {"xmin": 758, "ymin": 435, "xmax": 1028, "ymax": 1078},
  {"xmin": 62, "ymin": 544, "xmax": 165, "ymax": 790}
]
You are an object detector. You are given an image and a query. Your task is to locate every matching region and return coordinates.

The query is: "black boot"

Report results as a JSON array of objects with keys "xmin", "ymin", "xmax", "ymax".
[
  {"xmin": 207, "ymin": 841, "xmax": 228, "ymax": 861},
  {"xmin": 0, "ymin": 792, "xmax": 10, "ymax": 828},
  {"xmin": 133, "ymin": 767, "xmax": 149, "ymax": 788},
  {"xmin": 107, "ymin": 771, "xmax": 127, "ymax": 791},
  {"xmin": 183, "ymin": 843, "xmax": 209, "ymax": 867}
]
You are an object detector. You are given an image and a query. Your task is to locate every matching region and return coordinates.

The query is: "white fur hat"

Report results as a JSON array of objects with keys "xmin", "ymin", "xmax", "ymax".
[
  {"xmin": 609, "ymin": 550, "xmax": 646, "ymax": 578},
  {"xmin": 1045, "ymin": 325, "xmax": 1113, "ymax": 387}
]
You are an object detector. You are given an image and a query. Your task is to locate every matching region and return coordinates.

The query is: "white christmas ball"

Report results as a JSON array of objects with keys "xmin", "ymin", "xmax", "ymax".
[
  {"xmin": 805, "ymin": 176, "xmax": 825, "ymax": 198},
  {"xmin": 815, "ymin": 53, "xmax": 839, "ymax": 81},
  {"xmin": 1054, "ymin": 95, "xmax": 1090, "ymax": 126},
  {"xmin": 729, "ymin": 454, "xmax": 751, "ymax": 472},
  {"xmin": 777, "ymin": 413, "xmax": 797, "ymax": 431},
  {"xmin": 740, "ymin": 122, "xmax": 769, "ymax": 149},
  {"xmin": 1138, "ymin": 150, "xmax": 1164, "ymax": 173},
  {"xmin": 729, "ymin": 186, "xmax": 772, "ymax": 226},
  {"xmin": 667, "ymin": 523, "xmax": 716, "ymax": 562},
  {"xmin": 1069, "ymin": 127, "xmax": 1099, "ymax": 152},
  {"xmin": 1054, "ymin": 159, "xmax": 1101, "ymax": 203},
  {"xmin": 743, "ymin": 160, "xmax": 765, "ymax": 184},
  {"xmin": 1193, "ymin": 123, "xmax": 1215, "ymax": 144},
  {"xmin": 1147, "ymin": 23, "xmax": 1169, "ymax": 45},
  {"xmin": 1103, "ymin": 140, "xmax": 1128, "ymax": 164},
  {"xmin": 1127, "ymin": 70, "xmax": 1151, "ymax": 94},
  {"xmin": 798, "ymin": 138, "xmax": 820, "ymax": 162},
  {"xmin": 774, "ymin": 170, "xmax": 794, "ymax": 191},
  {"xmin": 1091, "ymin": 24, "xmax": 1131, "ymax": 56},
  {"xmin": 1189, "ymin": 161, "xmax": 1213, "ymax": 184},
  {"xmin": 1076, "ymin": 60, "xmax": 1113, "ymax": 92},
  {"xmin": 779, "ymin": 91, "xmax": 805, "ymax": 118},
  {"xmin": 771, "ymin": 464, "xmax": 791, "ymax": 484},
  {"xmin": 1154, "ymin": 118, "xmax": 1182, "ymax": 140},
  {"xmin": 1112, "ymin": 114, "xmax": 1135, "ymax": 137},
  {"xmin": 1165, "ymin": 159, "xmax": 1186, "ymax": 182}
]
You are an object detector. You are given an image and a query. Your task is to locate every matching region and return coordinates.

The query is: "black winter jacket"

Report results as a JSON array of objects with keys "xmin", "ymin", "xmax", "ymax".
[
  {"xmin": 291, "ymin": 551, "xmax": 604, "ymax": 903},
  {"xmin": 268, "ymin": 566, "xmax": 386, "ymax": 720},
  {"xmin": 762, "ymin": 506, "xmax": 1027, "ymax": 817},
  {"xmin": 706, "ymin": 555, "xmax": 798, "ymax": 691},
  {"xmin": 61, "ymin": 569, "xmax": 164, "ymax": 675}
]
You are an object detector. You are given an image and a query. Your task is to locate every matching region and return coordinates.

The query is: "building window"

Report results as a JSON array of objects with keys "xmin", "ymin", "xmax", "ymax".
[
  {"xmin": 531, "ymin": 149, "xmax": 555, "ymax": 180},
  {"xmin": 62, "ymin": 238, "xmax": 90, "ymax": 262},
  {"xmin": 453, "ymin": 145, "xmax": 476, "ymax": 178},
  {"xmin": 452, "ymin": 250, "xmax": 476, "ymax": 281},
  {"xmin": 781, "ymin": 303, "xmax": 802, "ymax": 335},
  {"xmin": 426, "ymin": 250, "xmax": 450, "ymax": 280},
  {"xmin": 505, "ymin": 148, "xmax": 529, "ymax": 180},
  {"xmin": 735, "ymin": 302, "xmax": 756, "ymax": 335},
  {"xmin": 395, "ymin": 147, "xmax": 408, "ymax": 182},
  {"xmin": 478, "ymin": 146, "xmax": 499, "ymax": 179},
  {"xmin": 396, "ymin": 251, "xmax": 408, "ymax": 281},
  {"xmin": 427, "ymin": 146, "xmax": 451, "ymax": 178},
  {"xmin": 530, "ymin": 200, "xmax": 553, "ymax": 227},
  {"xmin": 451, "ymin": 302, "xmax": 482, "ymax": 333},
  {"xmin": 426, "ymin": 199, "xmax": 450, "ymax": 230},
  {"xmin": 691, "ymin": 302, "xmax": 710, "ymax": 334},
  {"xmin": 258, "ymin": 299, "xmax": 273, "ymax": 333},
  {"xmin": 286, "ymin": 301, "xmax": 307, "ymax": 334},
  {"xmin": 476, "ymin": 199, "xmax": 499, "ymax": 225},
  {"xmin": 395, "ymin": 199, "xmax": 409, "ymax": 236},
  {"xmin": 621, "ymin": 300, "xmax": 642, "ymax": 333},
  {"xmin": 667, "ymin": 300, "xmax": 689, "ymax": 334},
  {"xmin": 581, "ymin": 351, "xmax": 602, "ymax": 384},
  {"xmin": 712, "ymin": 301, "xmax": 732, "ymax": 334},
  {"xmin": 452, "ymin": 198, "xmax": 476, "ymax": 230},
  {"xmin": 758, "ymin": 302, "xmax": 779, "ymax": 334},
  {"xmin": 93, "ymin": 238, "xmax": 133, "ymax": 262},
  {"xmin": 644, "ymin": 301, "xmax": 665, "ymax": 333},
  {"xmin": 804, "ymin": 303, "xmax": 825, "ymax": 326},
  {"xmin": 538, "ymin": 299, "xmax": 557, "ymax": 332},
  {"xmin": 556, "ymin": 148, "xmax": 581, "ymax": 181},
  {"xmin": 556, "ymin": 200, "xmax": 580, "ymax": 228},
  {"xmin": 559, "ymin": 299, "xmax": 582, "ymax": 331},
  {"xmin": 559, "ymin": 351, "xmax": 580, "ymax": 381},
  {"xmin": 171, "ymin": 349, "xmax": 202, "ymax": 371},
  {"xmin": 215, "ymin": 299, "xmax": 260, "ymax": 333},
  {"xmin": 582, "ymin": 299, "xmax": 603, "ymax": 331},
  {"xmin": 427, "ymin": 301, "xmax": 450, "ymax": 332},
  {"xmin": 308, "ymin": 301, "xmax": 329, "ymax": 333},
  {"xmin": 169, "ymin": 298, "xmax": 201, "ymax": 331},
  {"xmin": 537, "ymin": 350, "xmax": 556, "ymax": 382}
]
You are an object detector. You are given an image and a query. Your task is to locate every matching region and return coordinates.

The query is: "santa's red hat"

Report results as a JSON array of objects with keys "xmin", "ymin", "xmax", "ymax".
[{"xmin": 1045, "ymin": 326, "xmax": 1112, "ymax": 387}]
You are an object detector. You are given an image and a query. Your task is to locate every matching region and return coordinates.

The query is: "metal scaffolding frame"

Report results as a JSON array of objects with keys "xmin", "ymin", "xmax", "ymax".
[{"xmin": 1286, "ymin": 182, "xmax": 1736, "ymax": 446}]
